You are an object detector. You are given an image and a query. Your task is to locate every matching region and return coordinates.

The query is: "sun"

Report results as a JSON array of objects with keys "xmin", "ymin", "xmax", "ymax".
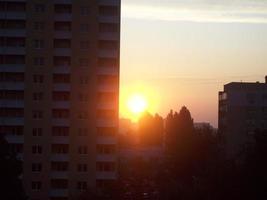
[{"xmin": 127, "ymin": 94, "xmax": 148, "ymax": 115}]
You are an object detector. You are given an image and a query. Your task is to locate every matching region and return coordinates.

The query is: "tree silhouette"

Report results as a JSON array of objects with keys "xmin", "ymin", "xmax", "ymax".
[{"xmin": 0, "ymin": 134, "xmax": 27, "ymax": 199}]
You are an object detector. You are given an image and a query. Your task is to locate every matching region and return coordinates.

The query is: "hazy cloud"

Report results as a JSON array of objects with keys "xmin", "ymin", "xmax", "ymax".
[{"xmin": 122, "ymin": 0, "xmax": 267, "ymax": 23}]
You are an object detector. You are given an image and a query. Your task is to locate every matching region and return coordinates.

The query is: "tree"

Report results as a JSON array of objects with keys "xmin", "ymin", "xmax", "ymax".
[
  {"xmin": 0, "ymin": 134, "xmax": 27, "ymax": 199},
  {"xmin": 138, "ymin": 112, "xmax": 164, "ymax": 147}
]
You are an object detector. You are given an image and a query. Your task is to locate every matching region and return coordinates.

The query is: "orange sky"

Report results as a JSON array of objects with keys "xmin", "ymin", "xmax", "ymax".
[{"xmin": 119, "ymin": 1, "xmax": 267, "ymax": 127}]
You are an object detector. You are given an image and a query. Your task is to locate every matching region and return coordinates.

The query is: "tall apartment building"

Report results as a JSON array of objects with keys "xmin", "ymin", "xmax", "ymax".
[
  {"xmin": 0, "ymin": 0, "xmax": 120, "ymax": 199},
  {"xmin": 219, "ymin": 76, "xmax": 267, "ymax": 157}
]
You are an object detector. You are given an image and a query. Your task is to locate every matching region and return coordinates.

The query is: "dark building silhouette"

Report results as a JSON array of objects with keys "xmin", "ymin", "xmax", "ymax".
[
  {"xmin": 219, "ymin": 76, "xmax": 267, "ymax": 157},
  {"xmin": 0, "ymin": 0, "xmax": 120, "ymax": 199}
]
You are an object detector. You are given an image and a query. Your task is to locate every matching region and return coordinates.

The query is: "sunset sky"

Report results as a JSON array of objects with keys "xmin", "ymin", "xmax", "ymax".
[{"xmin": 119, "ymin": 0, "xmax": 267, "ymax": 127}]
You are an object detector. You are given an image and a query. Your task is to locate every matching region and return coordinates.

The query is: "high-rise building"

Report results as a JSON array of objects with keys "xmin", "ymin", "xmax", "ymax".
[
  {"xmin": 0, "ymin": 0, "xmax": 120, "ymax": 199},
  {"xmin": 218, "ymin": 76, "xmax": 267, "ymax": 157}
]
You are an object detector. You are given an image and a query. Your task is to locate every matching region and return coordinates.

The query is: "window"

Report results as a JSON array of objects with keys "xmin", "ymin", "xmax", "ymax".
[
  {"xmin": 98, "ymin": 58, "xmax": 117, "ymax": 67},
  {"xmin": 51, "ymin": 144, "xmax": 69, "ymax": 154},
  {"xmin": 96, "ymin": 162, "xmax": 115, "ymax": 172},
  {"xmin": 0, "ymin": 126, "xmax": 23, "ymax": 136},
  {"xmin": 33, "ymin": 92, "xmax": 43, "ymax": 101},
  {"xmin": 51, "ymin": 179, "xmax": 68, "ymax": 189},
  {"xmin": 54, "ymin": 21, "xmax": 71, "ymax": 31},
  {"xmin": 32, "ymin": 110, "xmax": 43, "ymax": 119},
  {"xmin": 97, "ymin": 127, "xmax": 117, "ymax": 137},
  {"xmin": 78, "ymin": 111, "xmax": 88, "ymax": 119},
  {"xmin": 54, "ymin": 4, "xmax": 72, "ymax": 14},
  {"xmin": 32, "ymin": 145, "xmax": 42, "ymax": 154},
  {"xmin": 78, "ymin": 128, "xmax": 88, "ymax": 136},
  {"xmin": 0, "ymin": 90, "xmax": 24, "ymax": 100},
  {"xmin": 0, "ymin": 55, "xmax": 25, "ymax": 64},
  {"xmin": 9, "ymin": 144, "xmax": 23, "ymax": 154},
  {"xmin": 97, "ymin": 75, "xmax": 118, "ymax": 85},
  {"xmin": 54, "ymin": 39, "xmax": 71, "ymax": 48},
  {"xmin": 77, "ymin": 181, "xmax": 87, "ymax": 191},
  {"xmin": 54, "ymin": 56, "xmax": 71, "ymax": 66},
  {"xmin": 53, "ymin": 92, "xmax": 70, "ymax": 101},
  {"xmin": 32, "ymin": 163, "xmax": 42, "ymax": 172},
  {"xmin": 51, "ymin": 162, "xmax": 68, "ymax": 171},
  {"xmin": 3, "ymin": 37, "xmax": 25, "ymax": 47},
  {"xmin": 0, "ymin": 72, "xmax": 24, "ymax": 82},
  {"xmin": 81, "ymin": 6, "xmax": 90, "ymax": 16},
  {"xmin": 32, "ymin": 181, "xmax": 42, "ymax": 191},
  {"xmin": 99, "ymin": 6, "xmax": 119, "ymax": 16},
  {"xmin": 79, "ymin": 58, "xmax": 89, "ymax": 67},
  {"xmin": 33, "ymin": 39, "xmax": 44, "ymax": 49},
  {"xmin": 78, "ymin": 146, "xmax": 87, "ymax": 154},
  {"xmin": 80, "ymin": 24, "xmax": 89, "ymax": 32},
  {"xmin": 34, "ymin": 21, "xmax": 44, "ymax": 30},
  {"xmin": 97, "ymin": 109, "xmax": 116, "ymax": 118},
  {"xmin": 0, "ymin": 108, "xmax": 23, "ymax": 117},
  {"xmin": 97, "ymin": 144, "xmax": 115, "ymax": 154},
  {"xmin": 77, "ymin": 164, "xmax": 87, "ymax": 172},
  {"xmin": 33, "ymin": 75, "xmax": 44, "ymax": 83},
  {"xmin": 80, "ymin": 41, "xmax": 89, "ymax": 50},
  {"xmin": 52, "ymin": 109, "xmax": 69, "ymax": 119},
  {"xmin": 98, "ymin": 40, "xmax": 118, "ymax": 50},
  {"xmin": 78, "ymin": 93, "xmax": 88, "ymax": 102},
  {"xmin": 80, "ymin": 76, "xmax": 89, "ymax": 84},
  {"xmin": 34, "ymin": 4, "xmax": 45, "ymax": 12},
  {"xmin": 32, "ymin": 128, "xmax": 42, "ymax": 136},
  {"xmin": 34, "ymin": 57, "xmax": 45, "ymax": 66},
  {"xmin": 99, "ymin": 23, "xmax": 118, "ymax": 33},
  {"xmin": 98, "ymin": 92, "xmax": 116, "ymax": 102},
  {"xmin": 52, "ymin": 126, "xmax": 69, "ymax": 136},
  {"xmin": 53, "ymin": 74, "xmax": 70, "ymax": 83}
]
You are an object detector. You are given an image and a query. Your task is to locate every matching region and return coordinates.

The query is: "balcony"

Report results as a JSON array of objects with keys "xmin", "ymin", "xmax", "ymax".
[
  {"xmin": 0, "ymin": 82, "xmax": 24, "ymax": 90},
  {"xmin": 52, "ymin": 101, "xmax": 70, "ymax": 109},
  {"xmin": 54, "ymin": 48, "xmax": 71, "ymax": 56},
  {"xmin": 0, "ymin": 47, "xmax": 25, "ymax": 55},
  {"xmin": 54, "ymin": 14, "xmax": 72, "ymax": 21},
  {"xmin": 99, "ymin": 32, "xmax": 119, "ymax": 41},
  {"xmin": 54, "ymin": 0, "xmax": 71, "ymax": 3},
  {"xmin": 98, "ymin": 15, "xmax": 119, "ymax": 24},
  {"xmin": 96, "ymin": 171, "xmax": 116, "ymax": 180},
  {"xmin": 52, "ymin": 136, "xmax": 69, "ymax": 144},
  {"xmin": 0, "ymin": 64, "xmax": 25, "ymax": 72},
  {"xmin": 52, "ymin": 119, "xmax": 70, "ymax": 126},
  {"xmin": 54, "ymin": 31, "xmax": 72, "ymax": 39},
  {"xmin": 97, "ymin": 84, "xmax": 117, "ymax": 92},
  {"xmin": 98, "ymin": 49, "xmax": 118, "ymax": 58},
  {"xmin": 50, "ymin": 171, "xmax": 68, "ymax": 179},
  {"xmin": 5, "ymin": 135, "xmax": 24, "ymax": 144},
  {"xmin": 0, "ymin": 117, "xmax": 24, "ymax": 125},
  {"xmin": 97, "ymin": 154, "xmax": 116, "ymax": 162},
  {"xmin": 97, "ymin": 136, "xmax": 116, "ymax": 144},
  {"xmin": 97, "ymin": 101, "xmax": 116, "ymax": 110},
  {"xmin": 97, "ymin": 67, "xmax": 118, "ymax": 75},
  {"xmin": 0, "ymin": 100, "xmax": 24, "ymax": 108},
  {"xmin": 49, "ymin": 189, "xmax": 68, "ymax": 197},
  {"xmin": 54, "ymin": 65, "xmax": 71, "ymax": 74},
  {"xmin": 99, "ymin": 0, "xmax": 120, "ymax": 6},
  {"xmin": 0, "ymin": 12, "xmax": 26, "ymax": 20},
  {"xmin": 53, "ymin": 83, "xmax": 70, "ymax": 91},
  {"xmin": 50, "ymin": 154, "xmax": 69, "ymax": 162},
  {"xmin": 0, "ymin": 29, "xmax": 26, "ymax": 37}
]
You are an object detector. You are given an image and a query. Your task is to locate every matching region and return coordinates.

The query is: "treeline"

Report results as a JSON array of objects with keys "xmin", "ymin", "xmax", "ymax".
[{"xmin": 117, "ymin": 106, "xmax": 267, "ymax": 200}]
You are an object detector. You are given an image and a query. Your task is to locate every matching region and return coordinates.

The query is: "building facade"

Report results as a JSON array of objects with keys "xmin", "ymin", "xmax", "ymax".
[
  {"xmin": 0, "ymin": 0, "xmax": 120, "ymax": 199},
  {"xmin": 218, "ymin": 77, "xmax": 267, "ymax": 157}
]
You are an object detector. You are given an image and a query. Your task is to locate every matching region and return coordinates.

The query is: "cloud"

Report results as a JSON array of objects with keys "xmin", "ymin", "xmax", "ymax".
[{"xmin": 122, "ymin": 0, "xmax": 267, "ymax": 23}]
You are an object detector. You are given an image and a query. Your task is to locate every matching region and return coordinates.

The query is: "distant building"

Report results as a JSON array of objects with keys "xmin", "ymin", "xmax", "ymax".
[
  {"xmin": 0, "ymin": 0, "xmax": 120, "ymax": 199},
  {"xmin": 218, "ymin": 76, "xmax": 267, "ymax": 156}
]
